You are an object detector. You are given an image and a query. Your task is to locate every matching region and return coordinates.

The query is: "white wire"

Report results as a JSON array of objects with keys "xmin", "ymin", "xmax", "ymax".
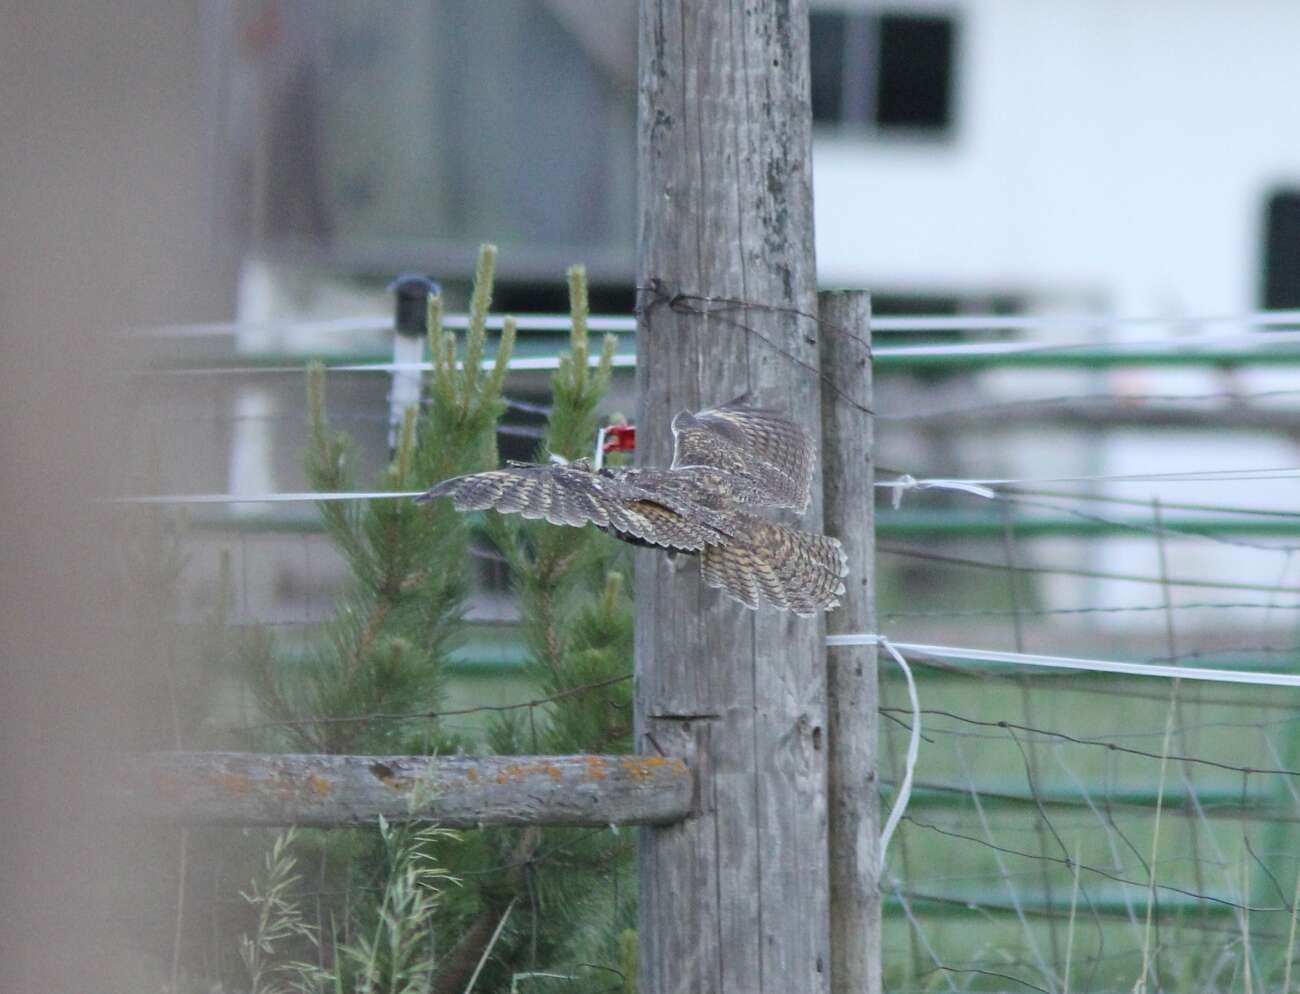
[
  {"xmin": 872, "ymin": 309, "xmax": 1300, "ymax": 332},
  {"xmin": 134, "ymin": 313, "xmax": 638, "ymax": 339},
  {"xmin": 878, "ymin": 638, "xmax": 920, "ymax": 874},
  {"xmin": 827, "ymin": 635, "xmax": 1300, "ymax": 689},
  {"xmin": 115, "ymin": 465, "xmax": 1300, "ymax": 506},
  {"xmin": 143, "ymin": 355, "xmax": 636, "ymax": 377},
  {"xmin": 873, "ymin": 327, "xmax": 1300, "ymax": 358},
  {"xmin": 135, "ymin": 308, "xmax": 1300, "ymax": 338},
  {"xmin": 330, "ymin": 355, "xmax": 637, "ymax": 373},
  {"xmin": 110, "ymin": 490, "xmax": 426, "ymax": 504},
  {"xmin": 878, "ymin": 467, "xmax": 1300, "ymax": 492}
]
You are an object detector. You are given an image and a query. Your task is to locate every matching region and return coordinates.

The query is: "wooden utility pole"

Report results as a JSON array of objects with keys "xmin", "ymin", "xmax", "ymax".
[
  {"xmin": 635, "ymin": 2, "xmax": 829, "ymax": 992},
  {"xmin": 819, "ymin": 290, "xmax": 880, "ymax": 994}
]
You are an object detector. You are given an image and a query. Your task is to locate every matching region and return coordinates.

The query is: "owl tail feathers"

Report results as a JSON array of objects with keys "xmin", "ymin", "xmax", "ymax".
[{"xmin": 701, "ymin": 523, "xmax": 849, "ymax": 618}]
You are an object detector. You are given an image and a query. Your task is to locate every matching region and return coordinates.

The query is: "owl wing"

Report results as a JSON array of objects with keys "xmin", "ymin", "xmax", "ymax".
[
  {"xmin": 416, "ymin": 464, "xmax": 728, "ymax": 552},
  {"xmin": 670, "ymin": 401, "xmax": 815, "ymax": 512}
]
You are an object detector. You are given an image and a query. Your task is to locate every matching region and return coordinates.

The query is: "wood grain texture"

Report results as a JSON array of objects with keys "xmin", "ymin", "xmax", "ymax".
[
  {"xmin": 635, "ymin": 2, "xmax": 830, "ymax": 991},
  {"xmin": 819, "ymin": 290, "xmax": 881, "ymax": 994},
  {"xmin": 115, "ymin": 752, "xmax": 692, "ymax": 828}
]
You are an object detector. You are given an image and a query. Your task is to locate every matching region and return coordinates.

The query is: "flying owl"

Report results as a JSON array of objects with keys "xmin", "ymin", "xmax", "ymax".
[{"xmin": 415, "ymin": 401, "xmax": 848, "ymax": 616}]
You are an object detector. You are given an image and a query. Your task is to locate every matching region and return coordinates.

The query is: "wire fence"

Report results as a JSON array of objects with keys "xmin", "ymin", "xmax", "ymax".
[{"xmin": 122, "ymin": 297, "xmax": 1300, "ymax": 992}]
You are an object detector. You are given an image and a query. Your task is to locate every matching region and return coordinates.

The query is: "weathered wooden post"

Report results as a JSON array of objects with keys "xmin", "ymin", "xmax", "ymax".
[
  {"xmin": 635, "ymin": 2, "xmax": 829, "ymax": 991},
  {"xmin": 819, "ymin": 290, "xmax": 880, "ymax": 994}
]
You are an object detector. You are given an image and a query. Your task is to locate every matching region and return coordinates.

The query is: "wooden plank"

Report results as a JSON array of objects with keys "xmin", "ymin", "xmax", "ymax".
[
  {"xmin": 635, "ymin": 2, "xmax": 830, "ymax": 992},
  {"xmin": 115, "ymin": 752, "xmax": 693, "ymax": 828},
  {"xmin": 819, "ymin": 290, "xmax": 881, "ymax": 994}
]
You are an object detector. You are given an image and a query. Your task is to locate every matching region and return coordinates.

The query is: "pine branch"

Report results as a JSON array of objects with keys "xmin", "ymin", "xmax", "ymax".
[
  {"xmin": 461, "ymin": 244, "xmax": 497, "ymax": 409},
  {"xmin": 567, "ymin": 264, "xmax": 590, "ymax": 394},
  {"xmin": 249, "ymin": 245, "xmax": 519, "ymax": 763},
  {"xmin": 430, "ymin": 828, "xmax": 540, "ymax": 994},
  {"xmin": 233, "ymin": 250, "xmax": 635, "ymax": 992},
  {"xmin": 305, "ymin": 363, "xmax": 370, "ymax": 580},
  {"xmin": 466, "ymin": 260, "xmax": 637, "ymax": 985}
]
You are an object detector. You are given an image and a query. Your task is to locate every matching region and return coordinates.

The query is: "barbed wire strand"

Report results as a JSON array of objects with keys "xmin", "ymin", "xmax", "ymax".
[
  {"xmin": 223, "ymin": 674, "xmax": 631, "ymax": 733},
  {"xmin": 879, "ymin": 543, "xmax": 1300, "ymax": 595},
  {"xmin": 885, "ymin": 707, "xmax": 1300, "ymax": 779}
]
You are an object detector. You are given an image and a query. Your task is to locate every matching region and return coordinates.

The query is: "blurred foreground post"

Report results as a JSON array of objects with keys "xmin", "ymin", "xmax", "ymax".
[
  {"xmin": 819, "ymin": 290, "xmax": 880, "ymax": 994},
  {"xmin": 635, "ymin": 1, "xmax": 831, "ymax": 991}
]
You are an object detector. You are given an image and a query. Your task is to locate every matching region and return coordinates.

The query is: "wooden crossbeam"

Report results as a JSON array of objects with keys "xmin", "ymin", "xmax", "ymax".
[{"xmin": 118, "ymin": 752, "xmax": 693, "ymax": 828}]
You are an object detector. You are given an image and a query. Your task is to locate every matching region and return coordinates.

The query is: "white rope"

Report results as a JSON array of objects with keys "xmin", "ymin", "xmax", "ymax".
[
  {"xmin": 824, "ymin": 629, "xmax": 1300, "ymax": 869},
  {"xmin": 827, "ymin": 635, "xmax": 1300, "ymax": 689},
  {"xmin": 878, "ymin": 467, "xmax": 1300, "ymax": 495},
  {"xmin": 895, "ymin": 641, "xmax": 1300, "ymax": 687},
  {"xmin": 825, "ymin": 633, "xmax": 920, "ymax": 872},
  {"xmin": 879, "ymin": 639, "xmax": 920, "ymax": 872},
  {"xmin": 875, "ymin": 474, "xmax": 997, "ymax": 508}
]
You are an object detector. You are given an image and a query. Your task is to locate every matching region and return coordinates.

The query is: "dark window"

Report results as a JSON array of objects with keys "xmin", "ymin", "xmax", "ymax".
[
  {"xmin": 1263, "ymin": 191, "xmax": 1300, "ymax": 309},
  {"xmin": 810, "ymin": 8, "xmax": 957, "ymax": 135},
  {"xmin": 877, "ymin": 14, "xmax": 955, "ymax": 129},
  {"xmin": 810, "ymin": 11, "xmax": 848, "ymax": 124},
  {"xmin": 494, "ymin": 281, "xmax": 634, "ymax": 316}
]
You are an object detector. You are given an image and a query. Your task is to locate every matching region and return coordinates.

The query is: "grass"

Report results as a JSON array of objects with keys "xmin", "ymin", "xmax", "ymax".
[{"xmin": 233, "ymin": 819, "xmax": 459, "ymax": 994}]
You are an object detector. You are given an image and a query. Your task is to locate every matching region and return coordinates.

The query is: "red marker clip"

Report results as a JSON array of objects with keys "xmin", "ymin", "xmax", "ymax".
[{"xmin": 602, "ymin": 424, "xmax": 636, "ymax": 453}]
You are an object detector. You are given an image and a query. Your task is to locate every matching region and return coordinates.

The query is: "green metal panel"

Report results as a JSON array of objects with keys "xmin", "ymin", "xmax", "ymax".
[
  {"xmin": 892, "ymin": 783, "xmax": 1284, "ymax": 818},
  {"xmin": 153, "ymin": 340, "xmax": 1300, "ymax": 371},
  {"xmin": 880, "ymin": 511, "xmax": 1300, "ymax": 539},
  {"xmin": 187, "ymin": 509, "xmax": 1300, "ymax": 539}
]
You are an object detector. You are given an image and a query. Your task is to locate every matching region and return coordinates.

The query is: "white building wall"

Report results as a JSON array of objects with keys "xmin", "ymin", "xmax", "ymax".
[
  {"xmin": 812, "ymin": 2, "xmax": 1300, "ymax": 625},
  {"xmin": 814, "ymin": 0, "xmax": 1300, "ymax": 317}
]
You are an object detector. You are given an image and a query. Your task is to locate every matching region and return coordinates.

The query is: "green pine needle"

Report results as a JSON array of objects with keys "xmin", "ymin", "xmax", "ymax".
[{"xmin": 463, "ymin": 243, "xmax": 498, "ymax": 406}]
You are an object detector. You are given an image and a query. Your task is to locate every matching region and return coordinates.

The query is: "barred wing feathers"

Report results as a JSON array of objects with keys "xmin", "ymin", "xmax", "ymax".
[
  {"xmin": 670, "ymin": 401, "xmax": 815, "ymax": 511},
  {"xmin": 417, "ymin": 465, "xmax": 728, "ymax": 551},
  {"xmin": 417, "ymin": 402, "xmax": 848, "ymax": 616},
  {"xmin": 701, "ymin": 514, "xmax": 848, "ymax": 617}
]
